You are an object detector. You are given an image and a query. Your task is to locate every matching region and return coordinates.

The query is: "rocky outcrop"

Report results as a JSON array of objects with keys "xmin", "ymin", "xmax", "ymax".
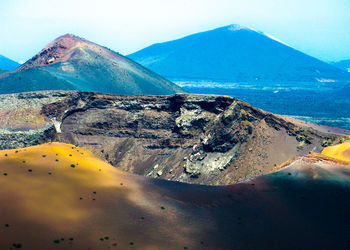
[{"xmin": 0, "ymin": 91, "xmax": 349, "ymax": 185}]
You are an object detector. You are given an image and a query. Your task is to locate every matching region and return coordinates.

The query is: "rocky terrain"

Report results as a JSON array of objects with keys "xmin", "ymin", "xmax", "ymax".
[
  {"xmin": 0, "ymin": 34, "xmax": 183, "ymax": 95},
  {"xmin": 0, "ymin": 142, "xmax": 349, "ymax": 249},
  {"xmin": 0, "ymin": 91, "xmax": 348, "ymax": 185}
]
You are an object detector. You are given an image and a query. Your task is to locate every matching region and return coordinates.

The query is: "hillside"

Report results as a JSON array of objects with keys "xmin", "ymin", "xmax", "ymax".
[
  {"xmin": 331, "ymin": 59, "xmax": 350, "ymax": 72},
  {"xmin": 128, "ymin": 24, "xmax": 350, "ymax": 83},
  {"xmin": 0, "ymin": 34, "xmax": 183, "ymax": 95},
  {"xmin": 0, "ymin": 91, "xmax": 348, "ymax": 185},
  {"xmin": 0, "ymin": 54, "xmax": 19, "ymax": 71},
  {"xmin": 322, "ymin": 140, "xmax": 350, "ymax": 162},
  {"xmin": 0, "ymin": 142, "xmax": 350, "ymax": 249}
]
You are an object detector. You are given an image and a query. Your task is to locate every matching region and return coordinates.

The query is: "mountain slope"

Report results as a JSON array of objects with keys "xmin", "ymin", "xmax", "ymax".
[
  {"xmin": 128, "ymin": 24, "xmax": 350, "ymax": 83},
  {"xmin": 331, "ymin": 59, "xmax": 350, "ymax": 72},
  {"xmin": 0, "ymin": 34, "xmax": 183, "ymax": 95},
  {"xmin": 0, "ymin": 91, "xmax": 348, "ymax": 185},
  {"xmin": 0, "ymin": 142, "xmax": 350, "ymax": 249},
  {"xmin": 0, "ymin": 54, "xmax": 19, "ymax": 71}
]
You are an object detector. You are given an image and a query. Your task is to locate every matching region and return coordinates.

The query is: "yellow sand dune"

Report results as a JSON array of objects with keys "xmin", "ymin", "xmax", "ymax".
[
  {"xmin": 1, "ymin": 142, "xmax": 350, "ymax": 249},
  {"xmin": 0, "ymin": 142, "xmax": 199, "ymax": 249},
  {"xmin": 321, "ymin": 140, "xmax": 350, "ymax": 163}
]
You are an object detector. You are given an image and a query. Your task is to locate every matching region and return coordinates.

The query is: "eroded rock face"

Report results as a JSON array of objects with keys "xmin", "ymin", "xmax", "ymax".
[{"xmin": 0, "ymin": 91, "xmax": 349, "ymax": 185}]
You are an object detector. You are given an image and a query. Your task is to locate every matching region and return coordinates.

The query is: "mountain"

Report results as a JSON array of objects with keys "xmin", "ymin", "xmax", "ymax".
[
  {"xmin": 0, "ymin": 34, "xmax": 183, "ymax": 95},
  {"xmin": 0, "ymin": 91, "xmax": 348, "ymax": 185},
  {"xmin": 0, "ymin": 141, "xmax": 350, "ymax": 249},
  {"xmin": 0, "ymin": 54, "xmax": 20, "ymax": 71},
  {"xmin": 331, "ymin": 59, "xmax": 350, "ymax": 72},
  {"xmin": 128, "ymin": 24, "xmax": 350, "ymax": 83}
]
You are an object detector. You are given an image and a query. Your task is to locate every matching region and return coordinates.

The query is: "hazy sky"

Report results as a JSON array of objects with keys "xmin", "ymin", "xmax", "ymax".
[{"xmin": 0, "ymin": 0, "xmax": 349, "ymax": 63}]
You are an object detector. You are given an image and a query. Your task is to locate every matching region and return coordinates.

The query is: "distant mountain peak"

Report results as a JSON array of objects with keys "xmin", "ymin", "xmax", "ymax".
[
  {"xmin": 226, "ymin": 24, "xmax": 254, "ymax": 32},
  {"xmin": 128, "ymin": 24, "xmax": 350, "ymax": 83},
  {"xmin": 0, "ymin": 54, "xmax": 20, "ymax": 71},
  {"xmin": 224, "ymin": 24, "xmax": 290, "ymax": 46}
]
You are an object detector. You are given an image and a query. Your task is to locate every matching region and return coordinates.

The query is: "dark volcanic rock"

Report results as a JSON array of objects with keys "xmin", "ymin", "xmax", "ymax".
[{"xmin": 0, "ymin": 91, "xmax": 348, "ymax": 185}]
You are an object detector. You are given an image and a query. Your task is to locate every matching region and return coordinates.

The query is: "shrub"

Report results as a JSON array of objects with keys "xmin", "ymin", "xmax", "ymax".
[{"xmin": 12, "ymin": 243, "xmax": 22, "ymax": 248}]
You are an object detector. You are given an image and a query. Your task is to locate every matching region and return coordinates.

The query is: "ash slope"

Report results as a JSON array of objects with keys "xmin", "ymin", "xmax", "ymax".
[
  {"xmin": 0, "ymin": 142, "xmax": 350, "ymax": 249},
  {"xmin": 129, "ymin": 24, "xmax": 349, "ymax": 83},
  {"xmin": 0, "ymin": 91, "xmax": 348, "ymax": 186},
  {"xmin": 0, "ymin": 34, "xmax": 183, "ymax": 95}
]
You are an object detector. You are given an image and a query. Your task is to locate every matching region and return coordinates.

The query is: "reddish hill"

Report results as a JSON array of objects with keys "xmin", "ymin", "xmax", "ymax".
[{"xmin": 0, "ymin": 34, "xmax": 183, "ymax": 95}]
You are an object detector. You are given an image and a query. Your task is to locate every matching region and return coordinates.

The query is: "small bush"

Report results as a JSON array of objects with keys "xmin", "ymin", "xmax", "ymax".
[{"xmin": 12, "ymin": 243, "xmax": 22, "ymax": 249}]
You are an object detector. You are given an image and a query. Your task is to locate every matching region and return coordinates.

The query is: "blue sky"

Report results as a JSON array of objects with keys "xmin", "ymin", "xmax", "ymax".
[{"xmin": 0, "ymin": 0, "xmax": 349, "ymax": 63}]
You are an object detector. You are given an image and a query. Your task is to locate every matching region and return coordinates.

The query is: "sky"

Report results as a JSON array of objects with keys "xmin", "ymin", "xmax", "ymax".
[{"xmin": 0, "ymin": 0, "xmax": 349, "ymax": 63}]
